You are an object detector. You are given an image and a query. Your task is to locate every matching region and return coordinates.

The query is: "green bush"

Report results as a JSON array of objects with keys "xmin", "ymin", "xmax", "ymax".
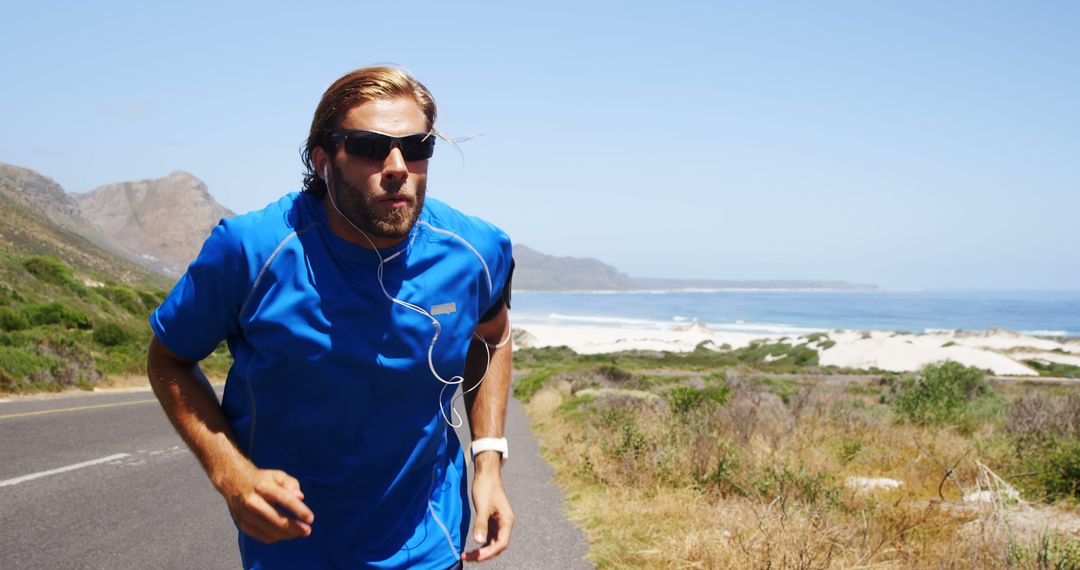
[
  {"xmin": 891, "ymin": 361, "xmax": 1000, "ymax": 426},
  {"xmin": 20, "ymin": 302, "xmax": 92, "ymax": 329},
  {"xmin": 665, "ymin": 384, "xmax": 730, "ymax": 414},
  {"xmin": 0, "ymin": 307, "xmax": 30, "ymax": 331},
  {"xmin": 749, "ymin": 464, "xmax": 840, "ymax": 507},
  {"xmin": 99, "ymin": 286, "xmax": 145, "ymax": 315},
  {"xmin": 1042, "ymin": 439, "xmax": 1080, "ymax": 501},
  {"xmin": 22, "ymin": 256, "xmax": 88, "ymax": 297},
  {"xmin": 0, "ymin": 345, "xmax": 59, "ymax": 382},
  {"xmin": 138, "ymin": 289, "xmax": 167, "ymax": 308},
  {"xmin": 744, "ymin": 376, "xmax": 802, "ymax": 404},
  {"xmin": 1024, "ymin": 359, "xmax": 1080, "ymax": 379},
  {"xmin": 733, "ymin": 340, "xmax": 820, "ymax": 372},
  {"xmin": 1007, "ymin": 534, "xmax": 1080, "ymax": 569},
  {"xmin": 513, "ymin": 368, "xmax": 559, "ymax": 402},
  {"xmin": 93, "ymin": 323, "xmax": 131, "ymax": 346}
]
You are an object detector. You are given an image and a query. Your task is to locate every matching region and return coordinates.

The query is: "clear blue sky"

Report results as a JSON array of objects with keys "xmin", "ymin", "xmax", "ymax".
[{"xmin": 2, "ymin": 1, "xmax": 1077, "ymax": 290}]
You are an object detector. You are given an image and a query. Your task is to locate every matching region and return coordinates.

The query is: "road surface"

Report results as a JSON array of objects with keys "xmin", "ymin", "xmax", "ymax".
[{"xmin": 0, "ymin": 386, "xmax": 591, "ymax": 569}]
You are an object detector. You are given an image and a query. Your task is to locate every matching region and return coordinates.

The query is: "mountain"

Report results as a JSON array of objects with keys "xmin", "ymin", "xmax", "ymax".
[
  {"xmin": 513, "ymin": 244, "xmax": 634, "ymax": 290},
  {"xmin": 513, "ymin": 244, "xmax": 876, "ymax": 291},
  {"xmin": 0, "ymin": 164, "xmax": 168, "ymax": 288},
  {"xmin": 76, "ymin": 172, "xmax": 234, "ymax": 276}
]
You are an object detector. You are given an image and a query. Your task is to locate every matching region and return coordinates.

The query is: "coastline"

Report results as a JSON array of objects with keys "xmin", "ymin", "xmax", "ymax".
[{"xmin": 512, "ymin": 322, "xmax": 1080, "ymax": 376}]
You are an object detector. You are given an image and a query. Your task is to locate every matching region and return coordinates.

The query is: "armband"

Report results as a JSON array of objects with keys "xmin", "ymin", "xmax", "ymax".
[{"xmin": 471, "ymin": 437, "xmax": 509, "ymax": 464}]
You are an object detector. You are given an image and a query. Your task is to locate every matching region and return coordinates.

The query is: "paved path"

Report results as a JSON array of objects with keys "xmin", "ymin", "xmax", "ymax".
[
  {"xmin": 457, "ymin": 397, "xmax": 593, "ymax": 569},
  {"xmin": 0, "ymin": 386, "xmax": 592, "ymax": 568}
]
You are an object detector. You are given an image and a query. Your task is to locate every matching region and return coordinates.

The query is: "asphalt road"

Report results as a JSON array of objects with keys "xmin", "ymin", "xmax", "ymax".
[{"xmin": 0, "ymin": 387, "xmax": 591, "ymax": 569}]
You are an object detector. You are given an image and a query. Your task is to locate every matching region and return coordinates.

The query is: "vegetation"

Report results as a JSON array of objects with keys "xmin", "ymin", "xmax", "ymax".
[
  {"xmin": 0, "ymin": 254, "xmax": 230, "ymax": 393},
  {"xmin": 517, "ymin": 346, "xmax": 1080, "ymax": 569},
  {"xmin": 1024, "ymin": 359, "xmax": 1080, "ymax": 379},
  {"xmin": 891, "ymin": 360, "xmax": 1005, "ymax": 429}
]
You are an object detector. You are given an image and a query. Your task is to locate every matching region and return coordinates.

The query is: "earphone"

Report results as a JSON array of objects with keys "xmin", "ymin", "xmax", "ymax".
[
  {"xmin": 321, "ymin": 161, "xmax": 508, "ymax": 426},
  {"xmin": 322, "ymin": 159, "xmax": 511, "ymax": 559}
]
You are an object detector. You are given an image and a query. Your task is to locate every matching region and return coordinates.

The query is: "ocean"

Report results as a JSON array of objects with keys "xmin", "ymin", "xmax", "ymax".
[{"xmin": 512, "ymin": 290, "xmax": 1080, "ymax": 338}]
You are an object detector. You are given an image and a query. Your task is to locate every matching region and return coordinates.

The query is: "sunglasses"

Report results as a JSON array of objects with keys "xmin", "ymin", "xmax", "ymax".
[{"xmin": 325, "ymin": 129, "xmax": 436, "ymax": 162}]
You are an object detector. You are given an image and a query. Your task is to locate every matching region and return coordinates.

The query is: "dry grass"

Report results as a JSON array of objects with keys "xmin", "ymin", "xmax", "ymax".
[{"xmin": 525, "ymin": 371, "xmax": 1080, "ymax": 569}]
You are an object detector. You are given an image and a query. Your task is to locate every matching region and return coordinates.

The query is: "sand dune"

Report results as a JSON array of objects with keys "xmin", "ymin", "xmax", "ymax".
[{"xmin": 513, "ymin": 324, "xmax": 1077, "ymax": 376}]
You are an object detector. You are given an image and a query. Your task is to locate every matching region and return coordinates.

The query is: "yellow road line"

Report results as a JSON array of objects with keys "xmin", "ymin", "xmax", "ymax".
[{"xmin": 0, "ymin": 399, "xmax": 158, "ymax": 420}]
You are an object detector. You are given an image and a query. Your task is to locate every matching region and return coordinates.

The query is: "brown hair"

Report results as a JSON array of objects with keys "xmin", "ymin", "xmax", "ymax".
[{"xmin": 300, "ymin": 66, "xmax": 438, "ymax": 197}]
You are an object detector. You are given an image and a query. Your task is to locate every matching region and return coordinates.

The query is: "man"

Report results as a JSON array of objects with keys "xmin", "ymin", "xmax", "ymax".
[{"xmin": 147, "ymin": 66, "xmax": 514, "ymax": 569}]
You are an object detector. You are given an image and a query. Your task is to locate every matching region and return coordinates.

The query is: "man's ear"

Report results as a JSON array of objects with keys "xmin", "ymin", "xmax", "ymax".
[{"xmin": 313, "ymin": 146, "xmax": 329, "ymax": 182}]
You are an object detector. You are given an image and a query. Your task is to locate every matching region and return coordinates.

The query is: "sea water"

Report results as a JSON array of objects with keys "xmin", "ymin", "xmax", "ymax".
[{"xmin": 512, "ymin": 290, "xmax": 1080, "ymax": 338}]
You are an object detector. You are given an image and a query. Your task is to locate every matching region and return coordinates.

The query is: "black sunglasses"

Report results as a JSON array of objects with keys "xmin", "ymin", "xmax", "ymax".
[{"xmin": 325, "ymin": 129, "xmax": 436, "ymax": 161}]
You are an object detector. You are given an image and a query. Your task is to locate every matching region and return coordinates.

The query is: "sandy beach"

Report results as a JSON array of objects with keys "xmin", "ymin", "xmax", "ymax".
[{"xmin": 513, "ymin": 323, "xmax": 1080, "ymax": 376}]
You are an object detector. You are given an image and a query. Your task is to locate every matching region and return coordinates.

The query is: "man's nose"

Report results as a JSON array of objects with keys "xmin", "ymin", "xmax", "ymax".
[{"xmin": 382, "ymin": 145, "xmax": 408, "ymax": 182}]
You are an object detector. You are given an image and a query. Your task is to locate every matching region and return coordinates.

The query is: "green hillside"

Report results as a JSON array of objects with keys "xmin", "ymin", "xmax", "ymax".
[
  {"xmin": 0, "ymin": 164, "xmax": 233, "ymax": 394},
  {"xmin": 0, "ymin": 254, "xmax": 230, "ymax": 393}
]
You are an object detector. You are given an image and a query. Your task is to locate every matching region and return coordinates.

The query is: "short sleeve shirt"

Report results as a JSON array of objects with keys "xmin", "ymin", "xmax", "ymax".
[{"xmin": 151, "ymin": 192, "xmax": 513, "ymax": 569}]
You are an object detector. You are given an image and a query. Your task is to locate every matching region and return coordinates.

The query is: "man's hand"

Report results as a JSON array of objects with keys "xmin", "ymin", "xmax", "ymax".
[
  {"xmin": 216, "ymin": 464, "xmax": 315, "ymax": 544},
  {"xmin": 463, "ymin": 453, "xmax": 514, "ymax": 562}
]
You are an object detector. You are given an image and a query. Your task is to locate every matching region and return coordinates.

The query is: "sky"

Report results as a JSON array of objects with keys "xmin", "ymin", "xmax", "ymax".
[{"xmin": 1, "ymin": 1, "xmax": 1077, "ymax": 290}]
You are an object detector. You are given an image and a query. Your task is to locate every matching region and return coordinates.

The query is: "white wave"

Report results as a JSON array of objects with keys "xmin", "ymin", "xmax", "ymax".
[
  {"xmin": 1021, "ymin": 330, "xmax": 1072, "ymax": 338},
  {"xmin": 513, "ymin": 312, "xmax": 675, "ymax": 329},
  {"xmin": 704, "ymin": 322, "xmax": 827, "ymax": 335}
]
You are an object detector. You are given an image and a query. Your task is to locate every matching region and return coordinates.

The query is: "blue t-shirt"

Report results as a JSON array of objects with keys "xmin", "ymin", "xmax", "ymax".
[{"xmin": 151, "ymin": 192, "xmax": 512, "ymax": 569}]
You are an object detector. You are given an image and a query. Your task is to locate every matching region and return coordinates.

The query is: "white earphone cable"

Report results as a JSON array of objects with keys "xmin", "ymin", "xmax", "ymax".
[{"xmin": 323, "ymin": 163, "xmax": 510, "ymax": 560}]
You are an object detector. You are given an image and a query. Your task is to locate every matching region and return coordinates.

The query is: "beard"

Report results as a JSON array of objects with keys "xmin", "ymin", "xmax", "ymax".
[{"xmin": 330, "ymin": 162, "xmax": 426, "ymax": 239}]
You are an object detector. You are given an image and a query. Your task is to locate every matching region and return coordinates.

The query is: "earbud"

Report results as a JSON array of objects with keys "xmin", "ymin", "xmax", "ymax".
[{"xmin": 322, "ymin": 164, "xmax": 330, "ymax": 187}]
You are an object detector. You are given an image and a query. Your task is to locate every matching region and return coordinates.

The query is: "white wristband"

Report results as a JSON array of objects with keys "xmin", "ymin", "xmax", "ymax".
[{"xmin": 471, "ymin": 437, "xmax": 509, "ymax": 463}]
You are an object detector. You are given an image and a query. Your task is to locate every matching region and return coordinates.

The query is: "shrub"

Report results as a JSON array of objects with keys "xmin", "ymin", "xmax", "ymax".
[
  {"xmin": 750, "ymin": 464, "xmax": 840, "ymax": 507},
  {"xmin": 93, "ymin": 323, "xmax": 131, "ymax": 346},
  {"xmin": 0, "ymin": 307, "xmax": 30, "ymax": 331},
  {"xmin": 1006, "ymin": 392, "xmax": 1080, "ymax": 443},
  {"xmin": 138, "ymin": 289, "xmax": 166, "ymax": 308},
  {"xmin": 1023, "ymin": 359, "xmax": 1080, "ymax": 379},
  {"xmin": 1040, "ymin": 439, "xmax": 1080, "ymax": 500},
  {"xmin": 99, "ymin": 286, "xmax": 145, "ymax": 315},
  {"xmin": 22, "ymin": 256, "xmax": 87, "ymax": 296},
  {"xmin": 596, "ymin": 364, "xmax": 634, "ymax": 384},
  {"xmin": 0, "ymin": 345, "xmax": 58, "ymax": 378},
  {"xmin": 20, "ymin": 302, "xmax": 92, "ymax": 329},
  {"xmin": 513, "ymin": 368, "xmax": 559, "ymax": 402},
  {"xmin": 891, "ymin": 361, "xmax": 1000, "ymax": 426},
  {"xmin": 664, "ymin": 384, "xmax": 730, "ymax": 414}
]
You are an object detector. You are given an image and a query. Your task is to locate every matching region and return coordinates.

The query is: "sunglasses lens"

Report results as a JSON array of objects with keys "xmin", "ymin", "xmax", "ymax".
[
  {"xmin": 343, "ymin": 134, "xmax": 392, "ymax": 160},
  {"xmin": 399, "ymin": 135, "xmax": 435, "ymax": 161}
]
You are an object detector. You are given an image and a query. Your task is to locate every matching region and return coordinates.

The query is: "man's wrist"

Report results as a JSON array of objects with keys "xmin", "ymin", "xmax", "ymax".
[
  {"xmin": 471, "ymin": 437, "xmax": 508, "ymax": 474},
  {"xmin": 208, "ymin": 452, "xmax": 256, "ymax": 493},
  {"xmin": 473, "ymin": 451, "xmax": 504, "ymax": 474}
]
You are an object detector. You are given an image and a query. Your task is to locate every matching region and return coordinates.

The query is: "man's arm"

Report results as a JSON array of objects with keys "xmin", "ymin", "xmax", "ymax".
[
  {"xmin": 147, "ymin": 335, "xmax": 314, "ymax": 543},
  {"xmin": 461, "ymin": 304, "xmax": 514, "ymax": 562}
]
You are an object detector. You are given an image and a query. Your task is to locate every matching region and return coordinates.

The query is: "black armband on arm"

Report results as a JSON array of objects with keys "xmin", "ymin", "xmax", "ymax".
[{"xmin": 479, "ymin": 258, "xmax": 514, "ymax": 323}]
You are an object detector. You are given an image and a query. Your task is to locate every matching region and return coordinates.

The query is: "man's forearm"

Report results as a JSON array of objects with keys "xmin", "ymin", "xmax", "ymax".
[
  {"xmin": 463, "ymin": 338, "xmax": 511, "ymax": 440},
  {"xmin": 463, "ymin": 308, "xmax": 512, "ymax": 471},
  {"xmin": 147, "ymin": 336, "xmax": 253, "ymax": 488}
]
